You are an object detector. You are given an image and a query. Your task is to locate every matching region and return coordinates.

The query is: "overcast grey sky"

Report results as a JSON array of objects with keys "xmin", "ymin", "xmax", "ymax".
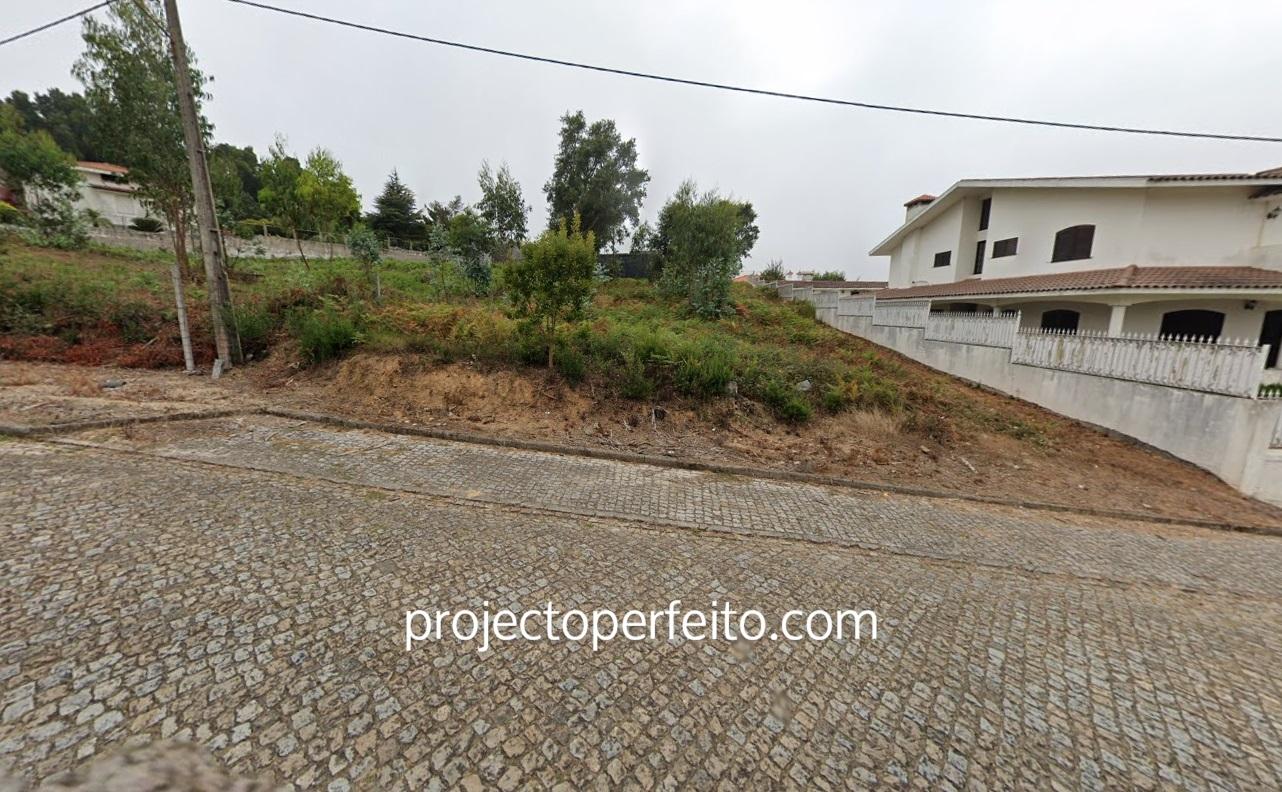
[{"xmin": 5, "ymin": 0, "xmax": 1282, "ymax": 277}]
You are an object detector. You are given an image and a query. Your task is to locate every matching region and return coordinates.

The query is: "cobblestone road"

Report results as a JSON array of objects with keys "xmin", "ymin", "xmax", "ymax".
[{"xmin": 2, "ymin": 416, "xmax": 1282, "ymax": 790}]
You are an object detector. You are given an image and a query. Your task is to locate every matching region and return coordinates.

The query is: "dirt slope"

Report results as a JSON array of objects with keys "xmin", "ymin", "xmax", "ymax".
[{"xmin": 5, "ymin": 356, "xmax": 1277, "ymax": 528}]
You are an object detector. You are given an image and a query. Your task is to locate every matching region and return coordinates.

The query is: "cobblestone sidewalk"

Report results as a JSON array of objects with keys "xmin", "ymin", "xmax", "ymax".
[{"xmin": 2, "ymin": 420, "xmax": 1281, "ymax": 790}]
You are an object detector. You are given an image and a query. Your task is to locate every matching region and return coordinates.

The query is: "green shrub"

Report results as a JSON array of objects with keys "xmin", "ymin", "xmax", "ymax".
[
  {"xmin": 0, "ymin": 201, "xmax": 27, "ymax": 227},
  {"xmin": 128, "ymin": 216, "xmax": 165, "ymax": 233},
  {"xmin": 232, "ymin": 302, "xmax": 279, "ymax": 359},
  {"xmin": 670, "ymin": 338, "xmax": 733, "ymax": 397},
  {"xmin": 108, "ymin": 300, "xmax": 158, "ymax": 343},
  {"xmin": 553, "ymin": 339, "xmax": 587, "ymax": 382},
  {"xmin": 290, "ymin": 304, "xmax": 360, "ymax": 364},
  {"xmin": 761, "ymin": 379, "xmax": 812, "ymax": 422}
]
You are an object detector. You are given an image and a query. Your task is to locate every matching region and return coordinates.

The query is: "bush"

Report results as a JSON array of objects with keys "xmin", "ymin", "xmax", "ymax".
[
  {"xmin": 232, "ymin": 302, "xmax": 280, "ymax": 359},
  {"xmin": 654, "ymin": 181, "xmax": 758, "ymax": 318},
  {"xmin": 760, "ymin": 379, "xmax": 812, "ymax": 423},
  {"xmin": 290, "ymin": 303, "xmax": 360, "ymax": 364},
  {"xmin": 0, "ymin": 201, "xmax": 27, "ymax": 227},
  {"xmin": 28, "ymin": 187, "xmax": 89, "ymax": 249},
  {"xmin": 129, "ymin": 216, "xmax": 165, "ymax": 233},
  {"xmin": 506, "ymin": 216, "xmax": 597, "ymax": 367},
  {"xmin": 759, "ymin": 259, "xmax": 784, "ymax": 282}
]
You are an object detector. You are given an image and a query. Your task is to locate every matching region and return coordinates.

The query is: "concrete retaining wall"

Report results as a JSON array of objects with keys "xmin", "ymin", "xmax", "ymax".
[
  {"xmin": 823, "ymin": 312, "xmax": 1282, "ymax": 507},
  {"xmin": 88, "ymin": 226, "xmax": 433, "ymax": 263}
]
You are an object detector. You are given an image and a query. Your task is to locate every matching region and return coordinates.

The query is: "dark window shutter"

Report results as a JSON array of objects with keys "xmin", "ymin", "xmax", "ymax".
[
  {"xmin": 978, "ymin": 198, "xmax": 992, "ymax": 231},
  {"xmin": 1052, "ymin": 225, "xmax": 1094, "ymax": 262},
  {"xmin": 933, "ymin": 251, "xmax": 952, "ymax": 268},
  {"xmin": 973, "ymin": 240, "xmax": 985, "ymax": 274},
  {"xmin": 992, "ymin": 237, "xmax": 1018, "ymax": 257}
]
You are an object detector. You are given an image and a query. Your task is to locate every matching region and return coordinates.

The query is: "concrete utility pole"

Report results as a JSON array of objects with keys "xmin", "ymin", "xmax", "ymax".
[{"xmin": 161, "ymin": 0, "xmax": 242, "ymax": 369}]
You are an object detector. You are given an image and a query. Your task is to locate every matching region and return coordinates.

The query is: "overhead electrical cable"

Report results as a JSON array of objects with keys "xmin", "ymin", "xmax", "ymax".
[
  {"xmin": 0, "ymin": 0, "xmax": 119, "ymax": 48},
  {"xmin": 223, "ymin": 0, "xmax": 1282, "ymax": 144}
]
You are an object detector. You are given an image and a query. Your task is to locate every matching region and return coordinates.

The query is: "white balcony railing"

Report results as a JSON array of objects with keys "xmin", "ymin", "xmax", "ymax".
[
  {"xmin": 1011, "ymin": 330, "xmax": 1267, "ymax": 398},
  {"xmin": 924, "ymin": 311, "xmax": 1021, "ymax": 349},
  {"xmin": 872, "ymin": 299, "xmax": 931, "ymax": 329}
]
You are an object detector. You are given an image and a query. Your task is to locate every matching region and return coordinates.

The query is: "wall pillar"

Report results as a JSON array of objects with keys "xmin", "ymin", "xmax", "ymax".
[{"xmin": 1107, "ymin": 304, "xmax": 1129, "ymax": 336}]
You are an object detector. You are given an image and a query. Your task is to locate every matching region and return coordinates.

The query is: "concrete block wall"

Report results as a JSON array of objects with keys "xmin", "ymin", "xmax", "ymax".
[{"xmin": 811, "ymin": 294, "xmax": 1282, "ymax": 507}]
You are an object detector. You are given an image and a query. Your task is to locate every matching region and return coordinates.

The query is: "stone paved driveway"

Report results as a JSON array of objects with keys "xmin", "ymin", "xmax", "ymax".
[{"xmin": 2, "ymin": 416, "xmax": 1281, "ymax": 790}]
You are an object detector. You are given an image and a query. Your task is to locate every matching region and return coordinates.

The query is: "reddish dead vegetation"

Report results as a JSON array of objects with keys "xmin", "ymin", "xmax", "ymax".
[{"xmin": 0, "ymin": 321, "xmax": 216, "ymax": 369}]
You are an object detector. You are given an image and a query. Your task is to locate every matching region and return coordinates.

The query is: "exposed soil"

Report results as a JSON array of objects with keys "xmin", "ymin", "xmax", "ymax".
[{"xmin": 3, "ymin": 353, "xmax": 1279, "ymax": 529}]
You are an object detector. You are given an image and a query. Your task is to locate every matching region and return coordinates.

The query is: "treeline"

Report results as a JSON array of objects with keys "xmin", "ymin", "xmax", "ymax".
[{"xmin": 2, "ymin": 0, "xmax": 763, "ymax": 318}]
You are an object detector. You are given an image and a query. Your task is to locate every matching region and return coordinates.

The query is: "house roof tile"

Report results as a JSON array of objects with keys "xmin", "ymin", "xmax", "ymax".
[
  {"xmin": 76, "ymin": 161, "xmax": 129, "ymax": 175},
  {"xmin": 784, "ymin": 279, "xmax": 887, "ymax": 289},
  {"xmin": 875, "ymin": 266, "xmax": 1282, "ymax": 300}
]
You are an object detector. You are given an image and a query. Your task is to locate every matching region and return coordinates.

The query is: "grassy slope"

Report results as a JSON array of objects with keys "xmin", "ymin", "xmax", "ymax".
[{"xmin": 0, "ymin": 239, "xmax": 1051, "ymax": 445}]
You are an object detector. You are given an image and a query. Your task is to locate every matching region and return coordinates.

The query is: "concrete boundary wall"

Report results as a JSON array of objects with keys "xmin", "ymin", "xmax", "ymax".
[
  {"xmin": 820, "ymin": 303, "xmax": 1282, "ymax": 507},
  {"xmin": 87, "ymin": 226, "xmax": 433, "ymax": 263}
]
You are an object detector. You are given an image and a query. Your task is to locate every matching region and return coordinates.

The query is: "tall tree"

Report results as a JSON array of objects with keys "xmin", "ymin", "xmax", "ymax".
[
  {"xmin": 477, "ymin": 160, "xmax": 528, "ymax": 254},
  {"xmin": 368, "ymin": 170, "xmax": 425, "ymax": 243},
  {"xmin": 3, "ymin": 89, "xmax": 101, "ymax": 162},
  {"xmin": 297, "ymin": 147, "xmax": 361, "ymax": 248},
  {"xmin": 208, "ymin": 143, "xmax": 260, "ymax": 223},
  {"xmin": 543, "ymin": 110, "xmax": 649, "ymax": 250},
  {"xmin": 424, "ymin": 195, "xmax": 464, "ymax": 229},
  {"xmin": 74, "ymin": 0, "xmax": 208, "ymax": 277},
  {"xmin": 256, "ymin": 137, "xmax": 308, "ymax": 261},
  {"xmin": 0, "ymin": 104, "xmax": 78, "ymax": 206}
]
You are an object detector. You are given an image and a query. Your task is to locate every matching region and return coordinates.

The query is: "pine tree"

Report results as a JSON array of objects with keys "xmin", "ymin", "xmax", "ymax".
[{"xmin": 369, "ymin": 170, "xmax": 425, "ymax": 243}]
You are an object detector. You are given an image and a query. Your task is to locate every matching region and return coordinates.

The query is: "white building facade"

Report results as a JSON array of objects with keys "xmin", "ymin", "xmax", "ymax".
[
  {"xmin": 772, "ymin": 167, "xmax": 1282, "ymax": 507},
  {"xmin": 870, "ymin": 168, "xmax": 1282, "ymax": 362}
]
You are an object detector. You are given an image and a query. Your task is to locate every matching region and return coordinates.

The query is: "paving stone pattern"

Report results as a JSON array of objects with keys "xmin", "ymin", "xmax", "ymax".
[
  {"xmin": 1, "ymin": 420, "xmax": 1281, "ymax": 790},
  {"xmin": 67, "ymin": 416, "xmax": 1282, "ymax": 599}
]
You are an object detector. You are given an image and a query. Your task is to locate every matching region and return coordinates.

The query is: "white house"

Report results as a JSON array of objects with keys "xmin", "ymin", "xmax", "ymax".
[
  {"xmin": 65, "ymin": 161, "xmax": 151, "ymax": 227},
  {"xmin": 869, "ymin": 166, "xmax": 1282, "ymax": 369},
  {"xmin": 770, "ymin": 165, "xmax": 1282, "ymax": 506},
  {"xmin": 23, "ymin": 161, "xmax": 153, "ymax": 227}
]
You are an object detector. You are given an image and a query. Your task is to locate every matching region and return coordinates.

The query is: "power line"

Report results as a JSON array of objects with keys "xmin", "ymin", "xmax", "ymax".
[
  {"xmin": 226, "ymin": 0, "xmax": 1282, "ymax": 144},
  {"xmin": 0, "ymin": 0, "xmax": 119, "ymax": 48}
]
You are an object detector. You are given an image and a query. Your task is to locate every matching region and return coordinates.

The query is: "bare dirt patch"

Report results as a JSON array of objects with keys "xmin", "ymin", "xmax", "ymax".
[{"xmin": 5, "ymin": 355, "xmax": 1279, "ymax": 528}]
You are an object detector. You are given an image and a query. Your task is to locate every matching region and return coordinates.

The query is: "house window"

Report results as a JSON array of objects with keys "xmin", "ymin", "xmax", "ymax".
[
  {"xmin": 1041, "ymin": 309, "xmax": 1080, "ymax": 334},
  {"xmin": 1159, "ymin": 309, "xmax": 1224, "ymax": 341},
  {"xmin": 1051, "ymin": 225, "xmax": 1095, "ymax": 262},
  {"xmin": 933, "ymin": 251, "xmax": 951, "ymax": 268},
  {"xmin": 978, "ymin": 198, "xmax": 991, "ymax": 231},
  {"xmin": 992, "ymin": 237, "xmax": 1018, "ymax": 257},
  {"xmin": 973, "ymin": 240, "xmax": 986, "ymax": 275},
  {"xmin": 1262, "ymin": 310, "xmax": 1282, "ymax": 368}
]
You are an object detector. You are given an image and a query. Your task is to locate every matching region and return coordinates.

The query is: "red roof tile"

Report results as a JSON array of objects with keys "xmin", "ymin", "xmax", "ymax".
[
  {"xmin": 784, "ymin": 280, "xmax": 887, "ymax": 289},
  {"xmin": 876, "ymin": 266, "xmax": 1282, "ymax": 300},
  {"xmin": 903, "ymin": 194, "xmax": 936, "ymax": 207},
  {"xmin": 76, "ymin": 161, "xmax": 129, "ymax": 174}
]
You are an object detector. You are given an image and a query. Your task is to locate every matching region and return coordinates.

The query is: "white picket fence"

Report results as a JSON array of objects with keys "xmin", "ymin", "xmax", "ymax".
[
  {"xmin": 872, "ymin": 299, "xmax": 931, "ymax": 328},
  {"xmin": 837, "ymin": 295, "xmax": 876, "ymax": 317},
  {"xmin": 1011, "ymin": 330, "xmax": 1267, "ymax": 397},
  {"xmin": 924, "ymin": 311, "xmax": 1021, "ymax": 349}
]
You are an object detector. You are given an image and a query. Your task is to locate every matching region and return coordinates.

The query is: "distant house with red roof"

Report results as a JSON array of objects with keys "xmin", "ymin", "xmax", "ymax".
[{"xmin": 24, "ymin": 161, "xmax": 154, "ymax": 228}]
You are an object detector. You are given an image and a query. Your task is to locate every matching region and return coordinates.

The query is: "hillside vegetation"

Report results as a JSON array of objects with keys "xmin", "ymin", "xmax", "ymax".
[{"xmin": 0, "ymin": 239, "xmax": 1049, "ymax": 445}]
